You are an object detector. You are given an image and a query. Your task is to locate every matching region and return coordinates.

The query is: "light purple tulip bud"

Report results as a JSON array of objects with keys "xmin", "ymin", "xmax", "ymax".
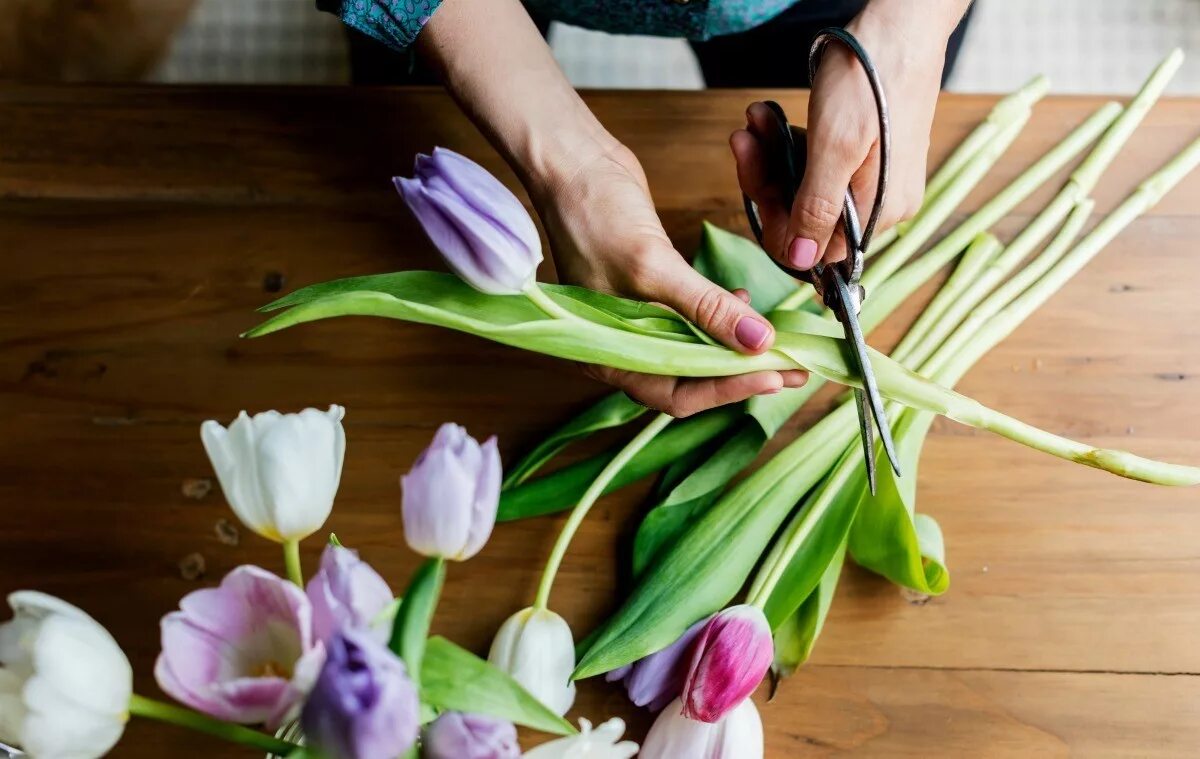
[
  {"xmin": 394, "ymin": 147, "xmax": 542, "ymax": 295},
  {"xmin": 605, "ymin": 618, "xmax": 706, "ymax": 712},
  {"xmin": 306, "ymin": 545, "xmax": 395, "ymax": 644},
  {"xmin": 301, "ymin": 627, "xmax": 419, "ymax": 759},
  {"xmin": 681, "ymin": 604, "xmax": 773, "ymax": 723},
  {"xmin": 401, "ymin": 423, "xmax": 501, "ymax": 561},
  {"xmin": 155, "ymin": 566, "xmax": 325, "ymax": 729},
  {"xmin": 423, "ymin": 712, "xmax": 520, "ymax": 759}
]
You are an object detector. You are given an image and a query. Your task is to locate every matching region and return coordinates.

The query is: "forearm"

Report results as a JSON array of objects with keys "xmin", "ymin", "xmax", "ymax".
[
  {"xmin": 857, "ymin": 0, "xmax": 973, "ymax": 50},
  {"xmin": 416, "ymin": 0, "xmax": 617, "ymax": 195}
]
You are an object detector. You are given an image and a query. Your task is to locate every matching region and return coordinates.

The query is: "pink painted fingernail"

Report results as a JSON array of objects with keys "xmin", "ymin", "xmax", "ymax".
[
  {"xmin": 735, "ymin": 317, "xmax": 771, "ymax": 351},
  {"xmin": 788, "ymin": 237, "xmax": 820, "ymax": 269}
]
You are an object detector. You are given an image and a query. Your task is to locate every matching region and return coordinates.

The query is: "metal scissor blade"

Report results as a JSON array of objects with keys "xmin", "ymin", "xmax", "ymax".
[
  {"xmin": 854, "ymin": 387, "xmax": 877, "ymax": 494},
  {"xmin": 830, "ymin": 269, "xmax": 902, "ymax": 479}
]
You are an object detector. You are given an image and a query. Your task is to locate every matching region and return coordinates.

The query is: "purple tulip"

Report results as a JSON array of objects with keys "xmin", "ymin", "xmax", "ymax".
[
  {"xmin": 394, "ymin": 147, "xmax": 542, "ymax": 295},
  {"xmin": 155, "ymin": 566, "xmax": 325, "ymax": 729},
  {"xmin": 681, "ymin": 605, "xmax": 773, "ymax": 723},
  {"xmin": 423, "ymin": 712, "xmax": 520, "ymax": 759},
  {"xmin": 401, "ymin": 423, "xmax": 501, "ymax": 561},
  {"xmin": 306, "ymin": 545, "xmax": 395, "ymax": 645},
  {"xmin": 606, "ymin": 618, "xmax": 706, "ymax": 712},
  {"xmin": 301, "ymin": 627, "xmax": 420, "ymax": 759}
]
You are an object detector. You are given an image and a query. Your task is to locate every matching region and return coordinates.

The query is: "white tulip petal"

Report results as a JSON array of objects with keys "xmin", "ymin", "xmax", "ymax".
[
  {"xmin": 28, "ymin": 617, "xmax": 131, "ymax": 715},
  {"xmin": 522, "ymin": 716, "xmax": 639, "ymax": 759},
  {"xmin": 488, "ymin": 608, "xmax": 575, "ymax": 717}
]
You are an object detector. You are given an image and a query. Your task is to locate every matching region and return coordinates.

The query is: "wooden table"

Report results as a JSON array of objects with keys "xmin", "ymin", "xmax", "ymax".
[{"xmin": 2, "ymin": 86, "xmax": 1199, "ymax": 757}]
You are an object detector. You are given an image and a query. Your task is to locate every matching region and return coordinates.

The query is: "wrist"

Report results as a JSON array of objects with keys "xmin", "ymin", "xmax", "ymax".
[
  {"xmin": 853, "ymin": 0, "xmax": 968, "ymax": 53},
  {"xmin": 508, "ymin": 104, "xmax": 625, "ymax": 205}
]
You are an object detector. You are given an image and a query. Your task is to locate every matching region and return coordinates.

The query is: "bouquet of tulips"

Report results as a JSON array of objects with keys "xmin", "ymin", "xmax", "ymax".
[
  {"xmin": 239, "ymin": 50, "xmax": 1200, "ymax": 757},
  {"xmin": 0, "ymin": 408, "xmax": 642, "ymax": 758}
]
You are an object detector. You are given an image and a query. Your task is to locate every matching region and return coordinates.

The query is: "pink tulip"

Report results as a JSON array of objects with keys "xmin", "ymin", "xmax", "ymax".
[
  {"xmin": 155, "ymin": 566, "xmax": 326, "ymax": 729},
  {"xmin": 680, "ymin": 604, "xmax": 772, "ymax": 723}
]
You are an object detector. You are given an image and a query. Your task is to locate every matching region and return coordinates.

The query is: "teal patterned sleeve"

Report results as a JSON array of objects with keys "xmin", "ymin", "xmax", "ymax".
[{"xmin": 317, "ymin": 0, "xmax": 443, "ymax": 50}]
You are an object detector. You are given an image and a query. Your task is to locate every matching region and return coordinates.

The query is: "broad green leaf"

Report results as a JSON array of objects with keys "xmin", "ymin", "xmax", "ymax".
[
  {"xmin": 694, "ymin": 222, "xmax": 809, "ymax": 314},
  {"xmin": 497, "ymin": 407, "xmax": 739, "ymax": 521},
  {"xmin": 772, "ymin": 540, "xmax": 846, "ymax": 681},
  {"xmin": 502, "ymin": 392, "xmax": 647, "ymax": 489},
  {"xmin": 421, "ymin": 636, "xmax": 576, "ymax": 736},
  {"xmin": 389, "ymin": 557, "xmax": 446, "ymax": 685}
]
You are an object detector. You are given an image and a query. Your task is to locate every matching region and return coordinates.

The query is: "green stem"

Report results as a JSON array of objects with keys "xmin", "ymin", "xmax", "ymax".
[
  {"xmin": 128, "ymin": 694, "xmax": 298, "ymax": 755},
  {"xmin": 283, "ymin": 540, "xmax": 303, "ymax": 587},
  {"xmin": 524, "ymin": 282, "xmax": 582, "ymax": 321},
  {"xmin": 533, "ymin": 412, "xmax": 674, "ymax": 610}
]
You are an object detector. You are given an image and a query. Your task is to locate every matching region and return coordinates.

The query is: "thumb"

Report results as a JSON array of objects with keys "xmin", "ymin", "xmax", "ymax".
[
  {"xmin": 646, "ymin": 260, "xmax": 775, "ymax": 354},
  {"xmin": 784, "ymin": 137, "xmax": 860, "ymax": 270}
]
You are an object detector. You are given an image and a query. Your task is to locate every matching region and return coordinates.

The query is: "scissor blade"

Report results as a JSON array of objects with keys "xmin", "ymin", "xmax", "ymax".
[
  {"xmin": 854, "ymin": 387, "xmax": 877, "ymax": 494},
  {"xmin": 830, "ymin": 270, "xmax": 903, "ymax": 478}
]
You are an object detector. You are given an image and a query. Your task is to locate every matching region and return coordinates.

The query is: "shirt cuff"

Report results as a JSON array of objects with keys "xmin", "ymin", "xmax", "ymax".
[{"xmin": 317, "ymin": 0, "xmax": 444, "ymax": 51}]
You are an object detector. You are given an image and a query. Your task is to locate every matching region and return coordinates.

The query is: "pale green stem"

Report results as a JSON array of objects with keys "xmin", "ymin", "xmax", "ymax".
[
  {"xmin": 533, "ymin": 412, "xmax": 674, "ymax": 610},
  {"xmin": 863, "ymin": 101, "xmax": 1121, "ymax": 295},
  {"xmin": 128, "ymin": 694, "xmax": 298, "ymax": 755},
  {"xmin": 773, "ymin": 283, "xmax": 818, "ymax": 312},
  {"xmin": 283, "ymin": 540, "xmax": 303, "ymax": 587},
  {"xmin": 523, "ymin": 282, "xmax": 581, "ymax": 321}
]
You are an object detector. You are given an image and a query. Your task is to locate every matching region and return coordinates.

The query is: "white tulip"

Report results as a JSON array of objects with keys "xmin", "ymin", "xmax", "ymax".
[
  {"xmin": 0, "ymin": 592, "xmax": 133, "ymax": 759},
  {"xmin": 201, "ymin": 405, "xmax": 346, "ymax": 543},
  {"xmin": 487, "ymin": 607, "xmax": 575, "ymax": 716},
  {"xmin": 641, "ymin": 697, "xmax": 763, "ymax": 759},
  {"xmin": 522, "ymin": 717, "xmax": 638, "ymax": 759}
]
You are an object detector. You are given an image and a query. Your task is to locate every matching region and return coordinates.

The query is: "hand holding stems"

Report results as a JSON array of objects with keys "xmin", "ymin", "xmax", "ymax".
[
  {"xmin": 733, "ymin": 0, "xmax": 972, "ymax": 270},
  {"xmin": 417, "ymin": 0, "xmax": 807, "ymax": 417}
]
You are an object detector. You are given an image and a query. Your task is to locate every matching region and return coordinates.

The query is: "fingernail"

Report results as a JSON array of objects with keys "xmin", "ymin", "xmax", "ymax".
[
  {"xmin": 735, "ymin": 317, "xmax": 771, "ymax": 351},
  {"xmin": 788, "ymin": 237, "xmax": 820, "ymax": 269},
  {"xmin": 759, "ymin": 387, "xmax": 782, "ymax": 396}
]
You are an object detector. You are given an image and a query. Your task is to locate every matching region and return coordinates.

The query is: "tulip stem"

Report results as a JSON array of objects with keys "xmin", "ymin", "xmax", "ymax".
[
  {"xmin": 524, "ymin": 283, "xmax": 582, "ymax": 322},
  {"xmin": 534, "ymin": 411, "xmax": 674, "ymax": 610},
  {"xmin": 127, "ymin": 694, "xmax": 300, "ymax": 755},
  {"xmin": 283, "ymin": 540, "xmax": 304, "ymax": 587}
]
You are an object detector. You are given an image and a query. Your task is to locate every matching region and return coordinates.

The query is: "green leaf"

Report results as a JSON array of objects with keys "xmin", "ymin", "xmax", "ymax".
[
  {"xmin": 497, "ymin": 407, "xmax": 740, "ymax": 521},
  {"xmin": 389, "ymin": 557, "xmax": 446, "ymax": 686},
  {"xmin": 420, "ymin": 637, "xmax": 576, "ymax": 736},
  {"xmin": 772, "ymin": 540, "xmax": 846, "ymax": 681},
  {"xmin": 694, "ymin": 222, "xmax": 807, "ymax": 313},
  {"xmin": 503, "ymin": 392, "xmax": 648, "ymax": 489}
]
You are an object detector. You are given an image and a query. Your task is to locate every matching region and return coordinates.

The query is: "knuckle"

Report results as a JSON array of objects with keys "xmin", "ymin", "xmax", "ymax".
[
  {"xmin": 691, "ymin": 286, "xmax": 736, "ymax": 332},
  {"xmin": 793, "ymin": 194, "xmax": 843, "ymax": 234}
]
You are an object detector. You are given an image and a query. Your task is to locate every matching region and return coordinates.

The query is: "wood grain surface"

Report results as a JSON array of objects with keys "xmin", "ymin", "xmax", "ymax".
[{"xmin": 1, "ymin": 86, "xmax": 1199, "ymax": 757}]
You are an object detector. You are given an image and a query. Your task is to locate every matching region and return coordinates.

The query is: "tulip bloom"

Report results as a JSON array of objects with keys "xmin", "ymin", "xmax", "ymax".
[
  {"xmin": 641, "ymin": 697, "xmax": 763, "ymax": 759},
  {"xmin": 201, "ymin": 405, "xmax": 346, "ymax": 543},
  {"xmin": 395, "ymin": 148, "xmax": 542, "ymax": 296},
  {"xmin": 401, "ymin": 422, "xmax": 501, "ymax": 561},
  {"xmin": 301, "ymin": 627, "xmax": 419, "ymax": 759},
  {"xmin": 306, "ymin": 545, "xmax": 394, "ymax": 644},
  {"xmin": 605, "ymin": 618, "xmax": 706, "ymax": 713},
  {"xmin": 0, "ymin": 592, "xmax": 133, "ymax": 759},
  {"xmin": 681, "ymin": 604, "xmax": 773, "ymax": 723},
  {"xmin": 522, "ymin": 717, "xmax": 638, "ymax": 759},
  {"xmin": 423, "ymin": 711, "xmax": 520, "ymax": 759},
  {"xmin": 487, "ymin": 607, "xmax": 575, "ymax": 716},
  {"xmin": 155, "ymin": 566, "xmax": 325, "ymax": 729}
]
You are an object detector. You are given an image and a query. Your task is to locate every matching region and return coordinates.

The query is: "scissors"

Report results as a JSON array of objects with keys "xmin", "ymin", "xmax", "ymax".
[{"xmin": 742, "ymin": 27, "xmax": 901, "ymax": 494}]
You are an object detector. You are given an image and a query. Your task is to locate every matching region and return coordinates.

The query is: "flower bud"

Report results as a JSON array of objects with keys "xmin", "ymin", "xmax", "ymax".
[
  {"xmin": 401, "ymin": 423, "xmax": 501, "ymax": 561},
  {"xmin": 423, "ymin": 711, "xmax": 520, "ymax": 759},
  {"xmin": 394, "ymin": 147, "xmax": 542, "ymax": 295},
  {"xmin": 641, "ymin": 697, "xmax": 763, "ymax": 758},
  {"xmin": 605, "ymin": 618, "xmax": 705, "ymax": 712},
  {"xmin": 681, "ymin": 604, "xmax": 772, "ymax": 723},
  {"xmin": 487, "ymin": 607, "xmax": 575, "ymax": 716},
  {"xmin": 306, "ymin": 545, "xmax": 394, "ymax": 644},
  {"xmin": 301, "ymin": 627, "xmax": 419, "ymax": 759}
]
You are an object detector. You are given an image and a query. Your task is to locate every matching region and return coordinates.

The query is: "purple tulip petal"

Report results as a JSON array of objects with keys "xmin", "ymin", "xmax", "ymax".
[{"xmin": 306, "ymin": 546, "xmax": 394, "ymax": 644}]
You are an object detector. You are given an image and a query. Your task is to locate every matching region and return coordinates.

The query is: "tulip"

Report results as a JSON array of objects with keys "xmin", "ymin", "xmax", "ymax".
[
  {"xmin": 423, "ymin": 711, "xmax": 520, "ymax": 759},
  {"xmin": 301, "ymin": 627, "xmax": 419, "ymax": 759},
  {"xmin": 155, "ymin": 566, "xmax": 325, "ymax": 729},
  {"xmin": 394, "ymin": 147, "xmax": 542, "ymax": 295},
  {"xmin": 306, "ymin": 545, "xmax": 394, "ymax": 644},
  {"xmin": 201, "ymin": 405, "xmax": 346, "ymax": 544},
  {"xmin": 522, "ymin": 717, "xmax": 638, "ymax": 759},
  {"xmin": 0, "ymin": 592, "xmax": 133, "ymax": 759},
  {"xmin": 681, "ymin": 604, "xmax": 773, "ymax": 723},
  {"xmin": 487, "ymin": 607, "xmax": 575, "ymax": 716},
  {"xmin": 401, "ymin": 422, "xmax": 501, "ymax": 561},
  {"xmin": 641, "ymin": 697, "xmax": 763, "ymax": 759},
  {"xmin": 605, "ymin": 618, "xmax": 705, "ymax": 713}
]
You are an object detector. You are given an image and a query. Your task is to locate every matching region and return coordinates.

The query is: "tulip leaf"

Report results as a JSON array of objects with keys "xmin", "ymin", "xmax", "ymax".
[
  {"xmin": 390, "ymin": 557, "xmax": 446, "ymax": 688},
  {"xmin": 420, "ymin": 636, "xmax": 576, "ymax": 736},
  {"xmin": 502, "ymin": 392, "xmax": 648, "ymax": 490},
  {"xmin": 693, "ymin": 222, "xmax": 810, "ymax": 314},
  {"xmin": 497, "ymin": 407, "xmax": 740, "ymax": 521},
  {"xmin": 847, "ymin": 408, "xmax": 950, "ymax": 594},
  {"xmin": 771, "ymin": 540, "xmax": 846, "ymax": 682}
]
